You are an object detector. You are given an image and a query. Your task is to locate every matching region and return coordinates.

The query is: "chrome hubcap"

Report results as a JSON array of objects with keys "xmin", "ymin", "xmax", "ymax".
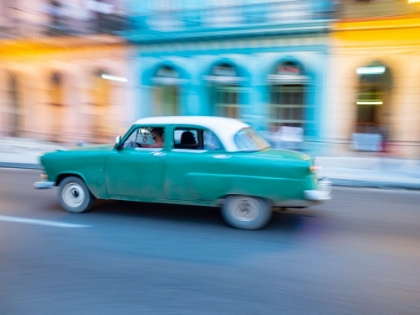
[
  {"xmin": 62, "ymin": 183, "xmax": 85, "ymax": 208},
  {"xmin": 231, "ymin": 198, "xmax": 260, "ymax": 222}
]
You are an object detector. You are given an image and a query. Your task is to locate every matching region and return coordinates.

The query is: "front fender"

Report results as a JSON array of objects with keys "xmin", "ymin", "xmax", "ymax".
[{"xmin": 41, "ymin": 151, "xmax": 109, "ymax": 199}]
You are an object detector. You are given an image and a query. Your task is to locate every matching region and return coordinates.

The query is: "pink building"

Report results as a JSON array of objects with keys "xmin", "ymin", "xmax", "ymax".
[{"xmin": 0, "ymin": 0, "xmax": 132, "ymax": 144}]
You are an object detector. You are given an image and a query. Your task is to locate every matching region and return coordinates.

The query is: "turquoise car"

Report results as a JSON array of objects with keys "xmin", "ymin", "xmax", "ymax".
[{"xmin": 35, "ymin": 116, "xmax": 331, "ymax": 230}]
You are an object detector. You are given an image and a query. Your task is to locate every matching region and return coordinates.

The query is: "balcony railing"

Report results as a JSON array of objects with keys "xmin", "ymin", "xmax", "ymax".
[
  {"xmin": 338, "ymin": 0, "xmax": 420, "ymax": 20},
  {"xmin": 130, "ymin": 1, "xmax": 336, "ymax": 33},
  {"xmin": 0, "ymin": 14, "xmax": 127, "ymax": 40}
]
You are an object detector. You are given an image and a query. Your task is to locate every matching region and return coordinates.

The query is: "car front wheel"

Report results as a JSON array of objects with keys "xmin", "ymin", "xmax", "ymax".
[
  {"xmin": 221, "ymin": 195, "xmax": 272, "ymax": 230},
  {"xmin": 58, "ymin": 176, "xmax": 95, "ymax": 213}
]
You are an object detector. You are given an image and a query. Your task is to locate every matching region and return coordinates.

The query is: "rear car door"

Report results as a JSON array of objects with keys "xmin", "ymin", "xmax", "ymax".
[{"xmin": 163, "ymin": 125, "xmax": 227, "ymax": 201}]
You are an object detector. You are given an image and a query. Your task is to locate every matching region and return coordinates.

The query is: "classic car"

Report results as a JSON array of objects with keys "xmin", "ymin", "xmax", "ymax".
[{"xmin": 34, "ymin": 116, "xmax": 331, "ymax": 230}]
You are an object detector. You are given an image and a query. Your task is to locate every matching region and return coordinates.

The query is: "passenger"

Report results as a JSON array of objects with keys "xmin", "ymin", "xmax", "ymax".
[{"xmin": 180, "ymin": 131, "xmax": 196, "ymax": 146}]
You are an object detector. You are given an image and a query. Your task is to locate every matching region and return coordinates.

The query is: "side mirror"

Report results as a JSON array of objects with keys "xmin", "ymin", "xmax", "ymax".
[{"xmin": 115, "ymin": 135, "xmax": 122, "ymax": 150}]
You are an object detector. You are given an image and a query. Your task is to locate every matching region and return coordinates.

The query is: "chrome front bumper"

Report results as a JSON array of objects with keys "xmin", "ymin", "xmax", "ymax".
[
  {"xmin": 304, "ymin": 178, "xmax": 332, "ymax": 201},
  {"xmin": 34, "ymin": 181, "xmax": 55, "ymax": 189}
]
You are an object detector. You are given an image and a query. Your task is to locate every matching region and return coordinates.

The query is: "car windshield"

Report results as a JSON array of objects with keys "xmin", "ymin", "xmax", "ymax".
[{"xmin": 234, "ymin": 128, "xmax": 270, "ymax": 152}]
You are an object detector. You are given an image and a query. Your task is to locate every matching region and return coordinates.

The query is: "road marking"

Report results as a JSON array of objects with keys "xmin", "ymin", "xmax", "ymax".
[
  {"xmin": 0, "ymin": 167, "xmax": 39, "ymax": 172},
  {"xmin": 0, "ymin": 215, "xmax": 91, "ymax": 228}
]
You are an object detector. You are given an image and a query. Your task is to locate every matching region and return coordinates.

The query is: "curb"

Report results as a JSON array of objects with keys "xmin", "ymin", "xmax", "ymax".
[
  {"xmin": 0, "ymin": 162, "xmax": 43, "ymax": 170},
  {"xmin": 330, "ymin": 178, "xmax": 420, "ymax": 190}
]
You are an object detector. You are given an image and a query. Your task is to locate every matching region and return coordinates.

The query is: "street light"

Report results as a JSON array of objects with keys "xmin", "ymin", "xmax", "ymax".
[
  {"xmin": 101, "ymin": 74, "xmax": 128, "ymax": 82},
  {"xmin": 356, "ymin": 101, "xmax": 383, "ymax": 105},
  {"xmin": 356, "ymin": 66, "xmax": 386, "ymax": 75}
]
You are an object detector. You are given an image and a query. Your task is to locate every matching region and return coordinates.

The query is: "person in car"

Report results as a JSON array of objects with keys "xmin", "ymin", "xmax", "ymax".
[
  {"xmin": 180, "ymin": 131, "xmax": 196, "ymax": 146},
  {"xmin": 144, "ymin": 127, "xmax": 164, "ymax": 148}
]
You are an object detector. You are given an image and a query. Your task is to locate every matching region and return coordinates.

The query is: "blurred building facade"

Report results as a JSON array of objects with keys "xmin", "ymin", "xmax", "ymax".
[
  {"xmin": 124, "ymin": 0, "xmax": 336, "ymax": 145},
  {"xmin": 0, "ymin": 0, "xmax": 130, "ymax": 144},
  {"xmin": 4, "ymin": 0, "xmax": 419, "ymax": 160},
  {"xmin": 327, "ymin": 0, "xmax": 420, "ymax": 158}
]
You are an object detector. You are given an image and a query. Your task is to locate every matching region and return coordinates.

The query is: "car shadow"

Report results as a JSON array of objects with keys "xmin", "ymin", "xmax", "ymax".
[
  {"xmin": 89, "ymin": 200, "xmax": 319, "ymax": 234},
  {"xmin": 87, "ymin": 201, "xmax": 332, "ymax": 264},
  {"xmin": 92, "ymin": 200, "xmax": 223, "ymax": 226}
]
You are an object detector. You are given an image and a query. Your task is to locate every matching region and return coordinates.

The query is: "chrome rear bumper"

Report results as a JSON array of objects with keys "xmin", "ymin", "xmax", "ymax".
[
  {"xmin": 304, "ymin": 178, "xmax": 332, "ymax": 201},
  {"xmin": 34, "ymin": 181, "xmax": 55, "ymax": 190}
]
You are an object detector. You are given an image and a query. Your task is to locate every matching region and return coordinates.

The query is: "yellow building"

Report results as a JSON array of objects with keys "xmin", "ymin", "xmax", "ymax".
[
  {"xmin": 327, "ymin": 0, "xmax": 420, "ymax": 158},
  {"xmin": 0, "ymin": 0, "xmax": 130, "ymax": 144}
]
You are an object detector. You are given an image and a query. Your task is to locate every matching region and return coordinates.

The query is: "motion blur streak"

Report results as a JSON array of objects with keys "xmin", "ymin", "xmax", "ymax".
[
  {"xmin": 1, "ymin": 0, "xmax": 420, "ymax": 313},
  {"xmin": 0, "ymin": 215, "xmax": 91, "ymax": 228}
]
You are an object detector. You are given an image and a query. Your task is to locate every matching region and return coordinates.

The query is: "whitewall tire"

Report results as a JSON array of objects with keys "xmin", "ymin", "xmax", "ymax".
[
  {"xmin": 221, "ymin": 195, "xmax": 272, "ymax": 230},
  {"xmin": 58, "ymin": 176, "xmax": 95, "ymax": 213}
]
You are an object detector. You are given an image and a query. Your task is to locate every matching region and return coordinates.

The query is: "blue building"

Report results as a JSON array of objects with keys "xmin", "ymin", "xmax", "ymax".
[{"xmin": 124, "ymin": 0, "xmax": 336, "ymax": 145}]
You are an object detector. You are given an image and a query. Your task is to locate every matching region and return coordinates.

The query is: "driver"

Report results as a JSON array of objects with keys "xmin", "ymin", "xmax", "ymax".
[{"xmin": 141, "ymin": 127, "xmax": 164, "ymax": 148}]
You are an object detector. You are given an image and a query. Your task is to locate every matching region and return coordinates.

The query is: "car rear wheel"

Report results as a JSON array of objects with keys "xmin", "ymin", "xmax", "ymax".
[
  {"xmin": 221, "ymin": 195, "xmax": 272, "ymax": 230},
  {"xmin": 58, "ymin": 176, "xmax": 95, "ymax": 213}
]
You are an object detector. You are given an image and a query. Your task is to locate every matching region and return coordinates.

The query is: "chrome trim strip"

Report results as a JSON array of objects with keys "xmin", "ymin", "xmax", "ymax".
[{"xmin": 34, "ymin": 181, "xmax": 55, "ymax": 190}]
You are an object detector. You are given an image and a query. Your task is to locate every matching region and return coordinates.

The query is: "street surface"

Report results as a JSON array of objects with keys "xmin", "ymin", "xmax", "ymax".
[{"xmin": 1, "ymin": 168, "xmax": 420, "ymax": 315}]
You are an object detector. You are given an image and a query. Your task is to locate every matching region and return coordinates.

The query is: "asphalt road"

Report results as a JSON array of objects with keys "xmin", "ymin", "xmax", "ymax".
[{"xmin": 1, "ymin": 168, "xmax": 420, "ymax": 315}]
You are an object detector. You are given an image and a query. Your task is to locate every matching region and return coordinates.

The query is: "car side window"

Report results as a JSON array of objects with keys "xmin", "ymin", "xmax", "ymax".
[
  {"xmin": 203, "ymin": 130, "xmax": 223, "ymax": 151},
  {"xmin": 172, "ymin": 128, "xmax": 223, "ymax": 151},
  {"xmin": 174, "ymin": 129, "xmax": 199, "ymax": 149},
  {"xmin": 123, "ymin": 126, "xmax": 165, "ymax": 149}
]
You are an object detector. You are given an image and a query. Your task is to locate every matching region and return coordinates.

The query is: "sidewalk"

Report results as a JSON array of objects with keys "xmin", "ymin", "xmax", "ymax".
[
  {"xmin": 1, "ymin": 136, "xmax": 420, "ymax": 189},
  {"xmin": 317, "ymin": 156, "xmax": 420, "ymax": 190},
  {"xmin": 0, "ymin": 137, "xmax": 66, "ymax": 169}
]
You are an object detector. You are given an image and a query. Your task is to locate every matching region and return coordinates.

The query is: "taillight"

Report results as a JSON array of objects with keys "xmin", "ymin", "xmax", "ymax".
[
  {"xmin": 310, "ymin": 158, "xmax": 320, "ymax": 173},
  {"xmin": 310, "ymin": 165, "xmax": 320, "ymax": 173}
]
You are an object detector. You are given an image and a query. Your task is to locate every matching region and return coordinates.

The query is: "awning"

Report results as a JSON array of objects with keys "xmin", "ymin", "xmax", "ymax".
[
  {"xmin": 268, "ymin": 74, "xmax": 309, "ymax": 85},
  {"xmin": 152, "ymin": 77, "xmax": 187, "ymax": 85},
  {"xmin": 203, "ymin": 75, "xmax": 246, "ymax": 84}
]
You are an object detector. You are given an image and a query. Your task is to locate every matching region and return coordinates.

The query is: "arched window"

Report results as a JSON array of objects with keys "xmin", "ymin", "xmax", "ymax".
[
  {"xmin": 355, "ymin": 62, "xmax": 392, "ymax": 136},
  {"xmin": 206, "ymin": 63, "xmax": 243, "ymax": 119},
  {"xmin": 152, "ymin": 66, "xmax": 180, "ymax": 116},
  {"xmin": 268, "ymin": 61, "xmax": 308, "ymax": 130},
  {"xmin": 93, "ymin": 70, "xmax": 111, "ymax": 107},
  {"xmin": 8, "ymin": 74, "xmax": 20, "ymax": 137},
  {"xmin": 90, "ymin": 70, "xmax": 112, "ymax": 142},
  {"xmin": 49, "ymin": 72, "xmax": 65, "ymax": 142},
  {"xmin": 50, "ymin": 72, "xmax": 63, "ymax": 106}
]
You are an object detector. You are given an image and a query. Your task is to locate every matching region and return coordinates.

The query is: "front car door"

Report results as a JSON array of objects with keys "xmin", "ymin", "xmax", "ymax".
[{"xmin": 104, "ymin": 125, "xmax": 167, "ymax": 202}]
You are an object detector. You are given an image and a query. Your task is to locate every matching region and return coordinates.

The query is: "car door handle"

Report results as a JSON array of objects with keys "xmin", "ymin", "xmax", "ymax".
[
  {"xmin": 151, "ymin": 152, "xmax": 166, "ymax": 157},
  {"xmin": 212, "ymin": 154, "xmax": 231, "ymax": 159}
]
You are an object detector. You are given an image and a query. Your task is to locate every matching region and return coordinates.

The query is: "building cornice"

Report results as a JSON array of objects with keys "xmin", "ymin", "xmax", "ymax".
[
  {"xmin": 333, "ymin": 14, "xmax": 420, "ymax": 32},
  {"xmin": 0, "ymin": 35, "xmax": 126, "ymax": 50},
  {"xmin": 123, "ymin": 20, "xmax": 334, "ymax": 45}
]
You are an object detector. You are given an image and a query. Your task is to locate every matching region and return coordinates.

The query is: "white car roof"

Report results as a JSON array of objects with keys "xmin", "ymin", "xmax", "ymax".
[{"xmin": 133, "ymin": 116, "xmax": 251, "ymax": 152}]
